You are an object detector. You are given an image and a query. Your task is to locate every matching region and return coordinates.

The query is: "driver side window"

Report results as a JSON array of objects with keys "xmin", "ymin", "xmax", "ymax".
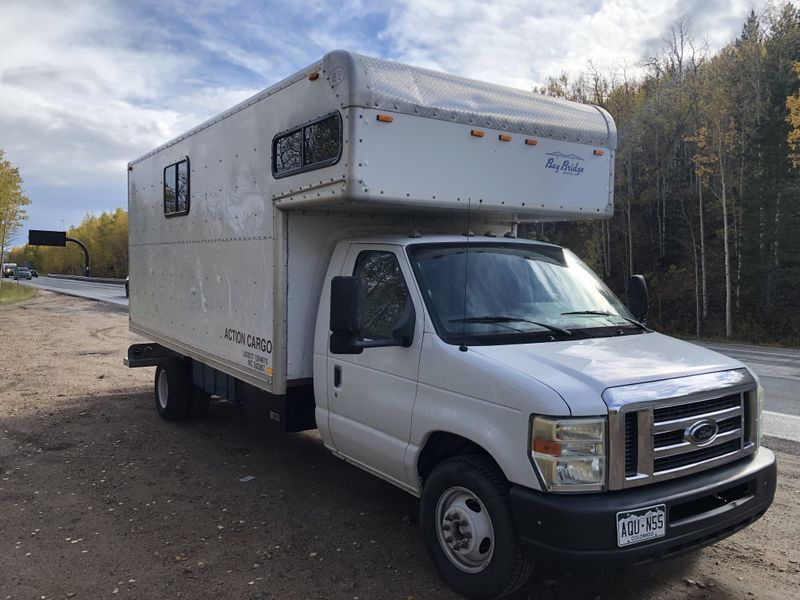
[{"xmin": 354, "ymin": 251, "xmax": 410, "ymax": 340}]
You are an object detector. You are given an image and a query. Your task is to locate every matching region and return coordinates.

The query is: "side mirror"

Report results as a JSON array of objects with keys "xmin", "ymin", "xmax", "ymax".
[
  {"xmin": 330, "ymin": 276, "xmax": 365, "ymax": 335},
  {"xmin": 330, "ymin": 276, "xmax": 366, "ymax": 354},
  {"xmin": 629, "ymin": 274, "xmax": 648, "ymax": 322}
]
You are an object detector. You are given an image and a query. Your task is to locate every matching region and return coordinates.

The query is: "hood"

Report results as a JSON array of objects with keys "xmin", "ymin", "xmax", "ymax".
[{"xmin": 469, "ymin": 332, "xmax": 744, "ymax": 416}]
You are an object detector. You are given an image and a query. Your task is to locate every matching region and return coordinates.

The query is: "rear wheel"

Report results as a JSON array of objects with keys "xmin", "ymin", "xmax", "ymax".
[
  {"xmin": 154, "ymin": 359, "xmax": 193, "ymax": 420},
  {"xmin": 420, "ymin": 455, "xmax": 534, "ymax": 600}
]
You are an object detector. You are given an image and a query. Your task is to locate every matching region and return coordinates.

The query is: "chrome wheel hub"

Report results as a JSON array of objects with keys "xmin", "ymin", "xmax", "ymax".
[
  {"xmin": 157, "ymin": 369, "xmax": 169, "ymax": 410},
  {"xmin": 435, "ymin": 486, "xmax": 495, "ymax": 573}
]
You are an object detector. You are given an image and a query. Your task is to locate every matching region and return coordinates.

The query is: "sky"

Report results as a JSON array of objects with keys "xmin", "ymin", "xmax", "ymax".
[{"xmin": 0, "ymin": 0, "xmax": 791, "ymax": 244}]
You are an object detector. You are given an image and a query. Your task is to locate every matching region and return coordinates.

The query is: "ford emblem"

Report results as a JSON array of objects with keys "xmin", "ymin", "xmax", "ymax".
[{"xmin": 685, "ymin": 419, "xmax": 719, "ymax": 446}]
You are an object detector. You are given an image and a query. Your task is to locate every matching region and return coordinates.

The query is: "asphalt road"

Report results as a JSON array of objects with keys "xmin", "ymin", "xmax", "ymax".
[
  {"xmin": 16, "ymin": 276, "xmax": 800, "ymax": 441},
  {"xmin": 20, "ymin": 275, "xmax": 128, "ymax": 307},
  {"xmin": 694, "ymin": 341, "xmax": 800, "ymax": 443}
]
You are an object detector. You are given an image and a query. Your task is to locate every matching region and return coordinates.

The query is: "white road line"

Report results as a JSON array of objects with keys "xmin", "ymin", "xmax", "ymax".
[
  {"xmin": 762, "ymin": 410, "xmax": 800, "ymax": 443},
  {"xmin": 701, "ymin": 345, "xmax": 800, "ymax": 360}
]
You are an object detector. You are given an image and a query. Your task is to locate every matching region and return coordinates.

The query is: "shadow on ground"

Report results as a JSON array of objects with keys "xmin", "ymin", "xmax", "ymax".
[{"xmin": 0, "ymin": 387, "xmax": 743, "ymax": 600}]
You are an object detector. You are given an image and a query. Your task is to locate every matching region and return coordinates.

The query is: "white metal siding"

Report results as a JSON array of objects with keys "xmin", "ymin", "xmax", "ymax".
[{"xmin": 128, "ymin": 74, "xmax": 345, "ymax": 393}]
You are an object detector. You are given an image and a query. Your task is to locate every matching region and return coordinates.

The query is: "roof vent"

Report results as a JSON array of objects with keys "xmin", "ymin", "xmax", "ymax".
[
  {"xmin": 504, "ymin": 231, "xmax": 517, "ymax": 238},
  {"xmin": 484, "ymin": 231, "xmax": 496, "ymax": 237},
  {"xmin": 409, "ymin": 230, "xmax": 422, "ymax": 238}
]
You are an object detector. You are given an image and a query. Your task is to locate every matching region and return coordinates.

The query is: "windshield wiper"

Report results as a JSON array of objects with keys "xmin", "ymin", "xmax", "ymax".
[
  {"xmin": 561, "ymin": 310, "xmax": 650, "ymax": 331},
  {"xmin": 450, "ymin": 315, "xmax": 572, "ymax": 336}
]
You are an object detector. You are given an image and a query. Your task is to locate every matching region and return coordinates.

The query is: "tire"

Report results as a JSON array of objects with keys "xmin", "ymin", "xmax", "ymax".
[
  {"xmin": 154, "ymin": 358, "xmax": 193, "ymax": 420},
  {"xmin": 420, "ymin": 455, "xmax": 534, "ymax": 600}
]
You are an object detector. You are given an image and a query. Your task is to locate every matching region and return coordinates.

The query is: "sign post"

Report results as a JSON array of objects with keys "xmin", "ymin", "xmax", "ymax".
[{"xmin": 28, "ymin": 230, "xmax": 91, "ymax": 277}]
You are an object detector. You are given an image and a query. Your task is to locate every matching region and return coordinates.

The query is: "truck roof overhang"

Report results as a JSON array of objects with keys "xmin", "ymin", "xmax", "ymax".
[{"xmin": 323, "ymin": 50, "xmax": 616, "ymax": 150}]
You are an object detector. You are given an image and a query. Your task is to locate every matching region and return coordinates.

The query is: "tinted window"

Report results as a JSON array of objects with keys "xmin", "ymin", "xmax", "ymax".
[
  {"xmin": 164, "ymin": 158, "xmax": 189, "ymax": 216},
  {"xmin": 176, "ymin": 161, "xmax": 189, "ymax": 213},
  {"xmin": 274, "ymin": 130, "xmax": 302, "ymax": 174},
  {"xmin": 164, "ymin": 164, "xmax": 177, "ymax": 214},
  {"xmin": 354, "ymin": 251, "xmax": 410, "ymax": 340},
  {"xmin": 304, "ymin": 115, "xmax": 339, "ymax": 165},
  {"xmin": 272, "ymin": 112, "xmax": 341, "ymax": 178}
]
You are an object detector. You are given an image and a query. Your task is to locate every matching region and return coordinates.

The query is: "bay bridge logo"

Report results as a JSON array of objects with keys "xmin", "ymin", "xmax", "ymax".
[{"xmin": 545, "ymin": 151, "xmax": 585, "ymax": 176}]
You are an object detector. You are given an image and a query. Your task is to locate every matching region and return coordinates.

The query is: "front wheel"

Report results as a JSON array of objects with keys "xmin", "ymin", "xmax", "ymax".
[{"xmin": 420, "ymin": 455, "xmax": 534, "ymax": 600}]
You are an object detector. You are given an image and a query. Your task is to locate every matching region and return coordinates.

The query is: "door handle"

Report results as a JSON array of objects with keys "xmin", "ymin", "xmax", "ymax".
[{"xmin": 333, "ymin": 365, "xmax": 342, "ymax": 388}]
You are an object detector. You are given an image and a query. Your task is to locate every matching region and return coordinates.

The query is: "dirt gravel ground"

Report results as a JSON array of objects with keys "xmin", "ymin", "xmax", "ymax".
[{"xmin": 1, "ymin": 291, "xmax": 799, "ymax": 600}]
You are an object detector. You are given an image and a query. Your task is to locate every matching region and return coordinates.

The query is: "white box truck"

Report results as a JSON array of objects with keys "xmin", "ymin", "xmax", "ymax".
[{"xmin": 126, "ymin": 51, "xmax": 776, "ymax": 599}]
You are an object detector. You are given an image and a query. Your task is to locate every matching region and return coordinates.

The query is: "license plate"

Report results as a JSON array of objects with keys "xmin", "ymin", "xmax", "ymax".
[{"xmin": 616, "ymin": 504, "xmax": 666, "ymax": 547}]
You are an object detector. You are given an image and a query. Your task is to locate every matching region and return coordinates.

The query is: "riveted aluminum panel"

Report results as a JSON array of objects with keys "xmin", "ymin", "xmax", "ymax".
[
  {"xmin": 346, "ymin": 108, "xmax": 614, "ymax": 220},
  {"xmin": 323, "ymin": 50, "xmax": 616, "ymax": 148},
  {"xmin": 128, "ymin": 70, "xmax": 346, "ymax": 394}
]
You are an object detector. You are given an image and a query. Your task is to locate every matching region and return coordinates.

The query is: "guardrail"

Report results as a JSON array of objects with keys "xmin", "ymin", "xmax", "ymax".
[{"xmin": 47, "ymin": 274, "xmax": 126, "ymax": 285}]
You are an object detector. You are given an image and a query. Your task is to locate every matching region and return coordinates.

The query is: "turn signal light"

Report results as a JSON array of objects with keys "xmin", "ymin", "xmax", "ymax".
[{"xmin": 533, "ymin": 439, "xmax": 561, "ymax": 456}]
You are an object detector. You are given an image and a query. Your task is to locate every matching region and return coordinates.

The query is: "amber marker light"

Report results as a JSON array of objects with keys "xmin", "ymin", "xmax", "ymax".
[
  {"xmin": 524, "ymin": 138, "xmax": 538, "ymax": 146},
  {"xmin": 498, "ymin": 134, "xmax": 512, "ymax": 142},
  {"xmin": 471, "ymin": 129, "xmax": 485, "ymax": 137},
  {"xmin": 533, "ymin": 439, "xmax": 561, "ymax": 456},
  {"xmin": 308, "ymin": 71, "xmax": 319, "ymax": 81},
  {"xmin": 376, "ymin": 114, "xmax": 394, "ymax": 123},
  {"xmin": 593, "ymin": 149, "xmax": 605, "ymax": 156}
]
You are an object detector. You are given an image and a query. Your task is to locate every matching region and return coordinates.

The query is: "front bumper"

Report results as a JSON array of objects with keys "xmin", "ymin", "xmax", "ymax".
[{"xmin": 510, "ymin": 447, "xmax": 776, "ymax": 565}]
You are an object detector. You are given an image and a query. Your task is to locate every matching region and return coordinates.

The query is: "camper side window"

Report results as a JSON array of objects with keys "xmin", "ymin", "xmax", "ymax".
[
  {"xmin": 163, "ymin": 158, "xmax": 190, "ymax": 217},
  {"xmin": 272, "ymin": 112, "xmax": 342, "ymax": 178}
]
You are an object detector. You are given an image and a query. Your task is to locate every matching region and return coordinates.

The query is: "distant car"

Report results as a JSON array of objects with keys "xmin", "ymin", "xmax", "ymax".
[
  {"xmin": 30, "ymin": 269, "xmax": 38, "ymax": 277},
  {"xmin": 125, "ymin": 275, "xmax": 129, "ymax": 298},
  {"xmin": 15, "ymin": 267, "xmax": 32, "ymax": 280},
  {"xmin": 2, "ymin": 263, "xmax": 16, "ymax": 278}
]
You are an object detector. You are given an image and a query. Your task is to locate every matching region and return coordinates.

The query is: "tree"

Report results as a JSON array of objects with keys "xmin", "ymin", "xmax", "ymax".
[
  {"xmin": 0, "ymin": 149, "xmax": 31, "ymax": 289},
  {"xmin": 9, "ymin": 208, "xmax": 129, "ymax": 278},
  {"xmin": 787, "ymin": 61, "xmax": 800, "ymax": 168},
  {"xmin": 535, "ymin": 4, "xmax": 800, "ymax": 344}
]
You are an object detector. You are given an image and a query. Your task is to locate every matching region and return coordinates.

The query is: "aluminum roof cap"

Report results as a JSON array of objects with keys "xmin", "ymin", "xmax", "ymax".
[{"xmin": 323, "ymin": 50, "xmax": 616, "ymax": 149}]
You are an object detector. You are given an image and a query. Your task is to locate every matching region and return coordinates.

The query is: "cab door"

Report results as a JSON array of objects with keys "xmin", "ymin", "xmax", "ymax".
[{"xmin": 327, "ymin": 244, "xmax": 424, "ymax": 489}]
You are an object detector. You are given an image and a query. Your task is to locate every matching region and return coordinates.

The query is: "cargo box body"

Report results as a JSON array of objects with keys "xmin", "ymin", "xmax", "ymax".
[{"xmin": 128, "ymin": 50, "xmax": 617, "ymax": 395}]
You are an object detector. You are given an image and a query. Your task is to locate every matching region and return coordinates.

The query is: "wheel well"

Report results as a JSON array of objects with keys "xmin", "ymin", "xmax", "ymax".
[{"xmin": 417, "ymin": 432, "xmax": 502, "ymax": 483}]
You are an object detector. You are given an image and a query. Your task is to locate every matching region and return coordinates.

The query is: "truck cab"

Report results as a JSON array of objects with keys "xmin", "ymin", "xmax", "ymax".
[{"xmin": 314, "ymin": 233, "xmax": 774, "ymax": 596}]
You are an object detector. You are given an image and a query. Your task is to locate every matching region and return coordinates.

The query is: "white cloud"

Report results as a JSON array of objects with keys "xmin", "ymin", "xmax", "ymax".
[
  {"xmin": 383, "ymin": 0, "xmax": 764, "ymax": 90},
  {"xmin": 0, "ymin": 0, "xmax": 259, "ymax": 193},
  {"xmin": 0, "ymin": 0, "xmax": 791, "ymax": 235}
]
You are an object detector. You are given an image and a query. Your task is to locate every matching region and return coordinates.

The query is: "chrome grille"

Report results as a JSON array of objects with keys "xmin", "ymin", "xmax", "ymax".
[
  {"xmin": 654, "ymin": 439, "xmax": 741, "ymax": 472},
  {"xmin": 650, "ymin": 393, "xmax": 744, "ymax": 474},
  {"xmin": 624, "ymin": 412, "xmax": 637, "ymax": 476},
  {"xmin": 653, "ymin": 393, "xmax": 740, "ymax": 421},
  {"xmin": 605, "ymin": 370, "xmax": 759, "ymax": 490}
]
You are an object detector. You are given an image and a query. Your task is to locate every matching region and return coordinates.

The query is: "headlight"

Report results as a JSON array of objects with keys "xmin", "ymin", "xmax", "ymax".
[{"xmin": 531, "ymin": 416, "xmax": 606, "ymax": 492}]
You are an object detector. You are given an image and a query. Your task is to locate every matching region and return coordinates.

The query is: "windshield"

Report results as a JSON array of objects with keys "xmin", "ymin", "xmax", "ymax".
[{"xmin": 408, "ymin": 242, "xmax": 640, "ymax": 345}]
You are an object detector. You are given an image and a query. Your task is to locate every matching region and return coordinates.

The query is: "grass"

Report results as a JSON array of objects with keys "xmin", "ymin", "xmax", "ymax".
[{"xmin": 0, "ymin": 283, "xmax": 38, "ymax": 305}]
